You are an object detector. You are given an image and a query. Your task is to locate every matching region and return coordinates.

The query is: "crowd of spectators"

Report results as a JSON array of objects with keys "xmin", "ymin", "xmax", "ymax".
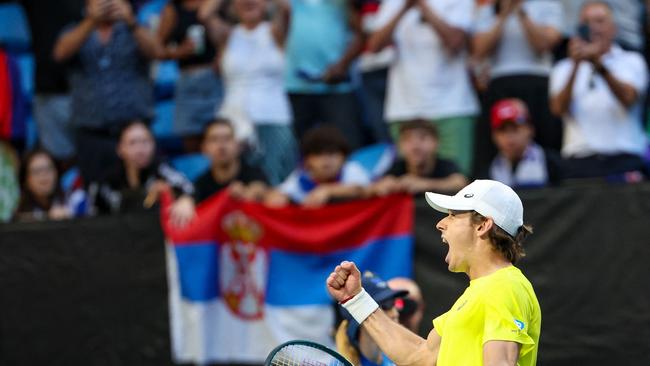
[{"xmin": 2, "ymin": 0, "xmax": 650, "ymax": 224}]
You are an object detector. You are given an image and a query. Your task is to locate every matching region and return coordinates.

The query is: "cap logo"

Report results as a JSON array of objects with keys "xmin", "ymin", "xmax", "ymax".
[{"xmin": 464, "ymin": 194, "xmax": 474, "ymax": 198}]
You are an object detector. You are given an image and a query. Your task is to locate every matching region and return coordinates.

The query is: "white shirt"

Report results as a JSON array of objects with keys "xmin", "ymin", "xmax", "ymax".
[
  {"xmin": 474, "ymin": 1, "xmax": 562, "ymax": 78},
  {"xmin": 279, "ymin": 162, "xmax": 371, "ymax": 203},
  {"xmin": 490, "ymin": 143, "xmax": 549, "ymax": 188},
  {"xmin": 219, "ymin": 22, "xmax": 291, "ymax": 129},
  {"xmin": 550, "ymin": 45, "xmax": 648, "ymax": 158},
  {"xmin": 375, "ymin": 0, "xmax": 479, "ymax": 121}
]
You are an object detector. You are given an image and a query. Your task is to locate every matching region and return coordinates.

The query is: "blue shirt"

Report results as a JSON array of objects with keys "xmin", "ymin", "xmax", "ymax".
[
  {"xmin": 285, "ymin": 0, "xmax": 355, "ymax": 93},
  {"xmin": 67, "ymin": 22, "xmax": 153, "ymax": 130}
]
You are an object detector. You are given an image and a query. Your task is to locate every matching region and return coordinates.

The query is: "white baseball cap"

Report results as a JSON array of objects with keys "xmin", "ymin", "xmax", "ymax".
[{"xmin": 424, "ymin": 180, "xmax": 524, "ymax": 237}]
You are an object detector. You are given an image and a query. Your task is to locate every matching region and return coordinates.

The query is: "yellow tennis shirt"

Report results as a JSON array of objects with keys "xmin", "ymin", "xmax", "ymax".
[{"xmin": 432, "ymin": 266, "xmax": 541, "ymax": 366}]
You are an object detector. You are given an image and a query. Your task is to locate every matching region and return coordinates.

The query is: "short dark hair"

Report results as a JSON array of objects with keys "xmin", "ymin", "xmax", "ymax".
[
  {"xmin": 201, "ymin": 118, "xmax": 235, "ymax": 142},
  {"xmin": 300, "ymin": 125, "xmax": 351, "ymax": 158},
  {"xmin": 398, "ymin": 119, "xmax": 439, "ymax": 140},
  {"xmin": 470, "ymin": 211, "xmax": 532, "ymax": 264}
]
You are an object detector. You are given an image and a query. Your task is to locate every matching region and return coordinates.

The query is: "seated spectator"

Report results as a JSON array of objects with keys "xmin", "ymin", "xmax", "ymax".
[
  {"xmin": 335, "ymin": 272, "xmax": 407, "ymax": 366},
  {"xmin": 91, "ymin": 121, "xmax": 195, "ymax": 227},
  {"xmin": 265, "ymin": 125, "xmax": 371, "ymax": 207},
  {"xmin": 157, "ymin": 0, "xmax": 223, "ymax": 151},
  {"xmin": 387, "ymin": 277, "xmax": 425, "ymax": 334},
  {"xmin": 368, "ymin": 0, "xmax": 479, "ymax": 174},
  {"xmin": 193, "ymin": 119, "xmax": 269, "ymax": 203},
  {"xmin": 0, "ymin": 141, "xmax": 20, "ymax": 222},
  {"xmin": 489, "ymin": 99, "xmax": 563, "ymax": 188},
  {"xmin": 370, "ymin": 120, "xmax": 467, "ymax": 196},
  {"xmin": 53, "ymin": 0, "xmax": 160, "ymax": 184},
  {"xmin": 472, "ymin": 0, "xmax": 563, "ymax": 173},
  {"xmin": 199, "ymin": 0, "xmax": 298, "ymax": 185},
  {"xmin": 550, "ymin": 1, "xmax": 648, "ymax": 180},
  {"xmin": 14, "ymin": 149, "xmax": 81, "ymax": 222}
]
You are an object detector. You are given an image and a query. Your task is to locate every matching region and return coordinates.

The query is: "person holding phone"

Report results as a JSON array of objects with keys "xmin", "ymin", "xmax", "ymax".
[
  {"xmin": 549, "ymin": 1, "xmax": 648, "ymax": 180},
  {"xmin": 472, "ymin": 0, "xmax": 563, "ymax": 177},
  {"xmin": 53, "ymin": 0, "xmax": 161, "ymax": 184}
]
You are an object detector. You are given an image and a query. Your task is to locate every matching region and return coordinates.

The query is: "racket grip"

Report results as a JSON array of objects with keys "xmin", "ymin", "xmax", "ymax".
[{"xmin": 342, "ymin": 288, "xmax": 379, "ymax": 324}]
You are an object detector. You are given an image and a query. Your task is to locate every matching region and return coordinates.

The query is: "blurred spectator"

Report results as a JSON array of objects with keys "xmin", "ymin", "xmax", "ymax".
[
  {"xmin": 0, "ymin": 140, "xmax": 19, "ymax": 222},
  {"xmin": 367, "ymin": 0, "xmax": 479, "ymax": 175},
  {"xmin": 265, "ymin": 125, "xmax": 370, "ymax": 208},
  {"xmin": 14, "ymin": 149, "xmax": 80, "ymax": 222},
  {"xmin": 199, "ymin": 0, "xmax": 298, "ymax": 185},
  {"xmin": 370, "ymin": 120, "xmax": 466, "ymax": 196},
  {"xmin": 53, "ymin": 0, "xmax": 159, "ymax": 184},
  {"xmin": 9, "ymin": 0, "xmax": 83, "ymax": 165},
  {"xmin": 284, "ymin": 0, "xmax": 365, "ymax": 149},
  {"xmin": 335, "ymin": 271, "xmax": 407, "ymax": 366},
  {"xmin": 355, "ymin": 0, "xmax": 393, "ymax": 143},
  {"xmin": 387, "ymin": 277, "xmax": 424, "ymax": 333},
  {"xmin": 489, "ymin": 99, "xmax": 563, "ymax": 188},
  {"xmin": 157, "ymin": 0, "xmax": 223, "ymax": 151},
  {"xmin": 91, "ymin": 120, "xmax": 196, "ymax": 226},
  {"xmin": 194, "ymin": 118, "xmax": 269, "ymax": 203},
  {"xmin": 472, "ymin": 0, "xmax": 563, "ymax": 174},
  {"xmin": 550, "ymin": 1, "xmax": 648, "ymax": 180}
]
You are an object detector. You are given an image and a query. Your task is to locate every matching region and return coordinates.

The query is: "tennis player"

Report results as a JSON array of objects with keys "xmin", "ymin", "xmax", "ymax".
[{"xmin": 327, "ymin": 180, "xmax": 541, "ymax": 365}]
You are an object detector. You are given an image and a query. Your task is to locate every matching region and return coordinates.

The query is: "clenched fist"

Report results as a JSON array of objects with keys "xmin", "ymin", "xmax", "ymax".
[{"xmin": 326, "ymin": 261, "xmax": 363, "ymax": 303}]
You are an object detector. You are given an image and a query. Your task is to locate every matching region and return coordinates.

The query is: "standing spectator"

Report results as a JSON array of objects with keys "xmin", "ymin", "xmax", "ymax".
[
  {"xmin": 194, "ymin": 119, "xmax": 269, "ymax": 203},
  {"xmin": 284, "ymin": 0, "xmax": 365, "ymax": 149},
  {"xmin": 387, "ymin": 277, "xmax": 425, "ymax": 334},
  {"xmin": 550, "ymin": 1, "xmax": 648, "ymax": 180},
  {"xmin": 472, "ymin": 0, "xmax": 563, "ymax": 175},
  {"xmin": 157, "ymin": 0, "xmax": 223, "ymax": 151},
  {"xmin": 12, "ymin": 0, "xmax": 83, "ymax": 166},
  {"xmin": 0, "ymin": 140, "xmax": 19, "ymax": 222},
  {"xmin": 489, "ymin": 98, "xmax": 563, "ymax": 188},
  {"xmin": 91, "ymin": 121, "xmax": 196, "ymax": 226},
  {"xmin": 53, "ymin": 0, "xmax": 160, "ymax": 184},
  {"xmin": 198, "ymin": 0, "xmax": 298, "ymax": 185},
  {"xmin": 355, "ymin": 0, "xmax": 394, "ymax": 143},
  {"xmin": 368, "ymin": 0, "xmax": 479, "ymax": 175},
  {"xmin": 265, "ymin": 125, "xmax": 371, "ymax": 207},
  {"xmin": 14, "ymin": 149, "xmax": 79, "ymax": 222},
  {"xmin": 370, "ymin": 120, "xmax": 467, "ymax": 196}
]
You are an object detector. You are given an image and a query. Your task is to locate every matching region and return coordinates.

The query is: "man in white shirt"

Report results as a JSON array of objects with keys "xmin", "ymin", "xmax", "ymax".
[
  {"xmin": 550, "ymin": 1, "xmax": 648, "ymax": 179},
  {"xmin": 367, "ymin": 0, "xmax": 479, "ymax": 175}
]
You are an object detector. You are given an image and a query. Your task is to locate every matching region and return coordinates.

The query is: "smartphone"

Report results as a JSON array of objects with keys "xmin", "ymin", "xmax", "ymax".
[{"xmin": 577, "ymin": 23, "xmax": 591, "ymax": 42}]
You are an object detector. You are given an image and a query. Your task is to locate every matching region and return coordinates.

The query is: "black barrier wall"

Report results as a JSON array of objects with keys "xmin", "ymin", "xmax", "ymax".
[{"xmin": 1, "ymin": 183, "xmax": 650, "ymax": 365}]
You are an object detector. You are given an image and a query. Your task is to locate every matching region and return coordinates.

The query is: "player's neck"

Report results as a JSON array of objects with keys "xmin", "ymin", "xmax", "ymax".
[{"xmin": 466, "ymin": 246, "xmax": 512, "ymax": 281}]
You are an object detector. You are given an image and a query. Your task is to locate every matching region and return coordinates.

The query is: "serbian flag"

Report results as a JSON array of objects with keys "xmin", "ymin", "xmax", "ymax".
[{"xmin": 161, "ymin": 191, "xmax": 413, "ymax": 364}]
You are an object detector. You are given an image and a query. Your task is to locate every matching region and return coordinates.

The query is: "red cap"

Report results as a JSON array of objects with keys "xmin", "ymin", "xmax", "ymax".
[{"xmin": 490, "ymin": 99, "xmax": 530, "ymax": 130}]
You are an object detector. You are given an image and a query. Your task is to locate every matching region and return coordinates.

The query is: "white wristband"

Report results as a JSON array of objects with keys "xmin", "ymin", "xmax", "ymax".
[{"xmin": 342, "ymin": 288, "xmax": 379, "ymax": 324}]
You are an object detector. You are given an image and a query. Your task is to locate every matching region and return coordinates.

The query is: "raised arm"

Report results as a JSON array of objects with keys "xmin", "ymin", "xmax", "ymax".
[
  {"xmin": 417, "ymin": 0, "xmax": 467, "ymax": 55},
  {"xmin": 271, "ymin": 0, "xmax": 291, "ymax": 48},
  {"xmin": 53, "ymin": 0, "xmax": 106, "ymax": 62},
  {"xmin": 550, "ymin": 39, "xmax": 583, "ymax": 116},
  {"xmin": 197, "ymin": 0, "xmax": 231, "ymax": 48},
  {"xmin": 327, "ymin": 261, "xmax": 440, "ymax": 366},
  {"xmin": 472, "ymin": 5, "xmax": 509, "ymax": 59},
  {"xmin": 366, "ymin": 0, "xmax": 414, "ymax": 53},
  {"xmin": 112, "ymin": 0, "xmax": 162, "ymax": 59},
  {"xmin": 516, "ymin": 6, "xmax": 562, "ymax": 55}
]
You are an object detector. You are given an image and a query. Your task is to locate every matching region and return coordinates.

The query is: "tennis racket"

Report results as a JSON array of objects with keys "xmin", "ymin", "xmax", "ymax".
[{"xmin": 264, "ymin": 340, "xmax": 353, "ymax": 366}]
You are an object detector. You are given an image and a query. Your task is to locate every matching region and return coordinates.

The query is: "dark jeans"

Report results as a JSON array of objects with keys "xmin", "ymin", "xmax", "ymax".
[
  {"xmin": 75, "ymin": 127, "xmax": 119, "ymax": 185},
  {"xmin": 289, "ymin": 92, "xmax": 363, "ymax": 149},
  {"xmin": 563, "ymin": 153, "xmax": 647, "ymax": 180},
  {"xmin": 360, "ymin": 68, "xmax": 391, "ymax": 143}
]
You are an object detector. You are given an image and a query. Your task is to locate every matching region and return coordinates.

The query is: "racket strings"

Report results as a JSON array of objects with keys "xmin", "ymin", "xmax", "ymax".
[{"xmin": 269, "ymin": 344, "xmax": 347, "ymax": 366}]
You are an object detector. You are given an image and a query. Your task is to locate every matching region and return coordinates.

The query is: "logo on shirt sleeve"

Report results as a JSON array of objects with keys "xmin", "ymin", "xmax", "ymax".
[{"xmin": 514, "ymin": 319, "xmax": 525, "ymax": 331}]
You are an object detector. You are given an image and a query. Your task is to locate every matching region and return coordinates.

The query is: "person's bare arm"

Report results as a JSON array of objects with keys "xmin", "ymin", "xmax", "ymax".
[
  {"xmin": 472, "ymin": 10, "xmax": 508, "ymax": 59},
  {"xmin": 417, "ymin": 0, "xmax": 467, "ymax": 55},
  {"xmin": 53, "ymin": 0, "xmax": 107, "ymax": 62},
  {"xmin": 366, "ymin": 0, "xmax": 414, "ymax": 53},
  {"xmin": 516, "ymin": 7, "xmax": 562, "ymax": 55},
  {"xmin": 112, "ymin": 0, "xmax": 162, "ymax": 59},
  {"xmin": 271, "ymin": 0, "xmax": 291, "ymax": 47},
  {"xmin": 327, "ymin": 261, "xmax": 440, "ymax": 365},
  {"xmin": 302, "ymin": 184, "xmax": 367, "ymax": 207},
  {"xmin": 400, "ymin": 173, "xmax": 468, "ymax": 194},
  {"xmin": 197, "ymin": 0, "xmax": 231, "ymax": 48},
  {"xmin": 549, "ymin": 39, "xmax": 583, "ymax": 116},
  {"xmin": 322, "ymin": 4, "xmax": 365, "ymax": 83},
  {"xmin": 595, "ymin": 61, "xmax": 639, "ymax": 108},
  {"xmin": 483, "ymin": 340, "xmax": 520, "ymax": 366}
]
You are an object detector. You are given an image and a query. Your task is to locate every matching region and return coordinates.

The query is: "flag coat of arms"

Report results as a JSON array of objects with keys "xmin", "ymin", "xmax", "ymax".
[{"xmin": 161, "ymin": 191, "xmax": 414, "ymax": 364}]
